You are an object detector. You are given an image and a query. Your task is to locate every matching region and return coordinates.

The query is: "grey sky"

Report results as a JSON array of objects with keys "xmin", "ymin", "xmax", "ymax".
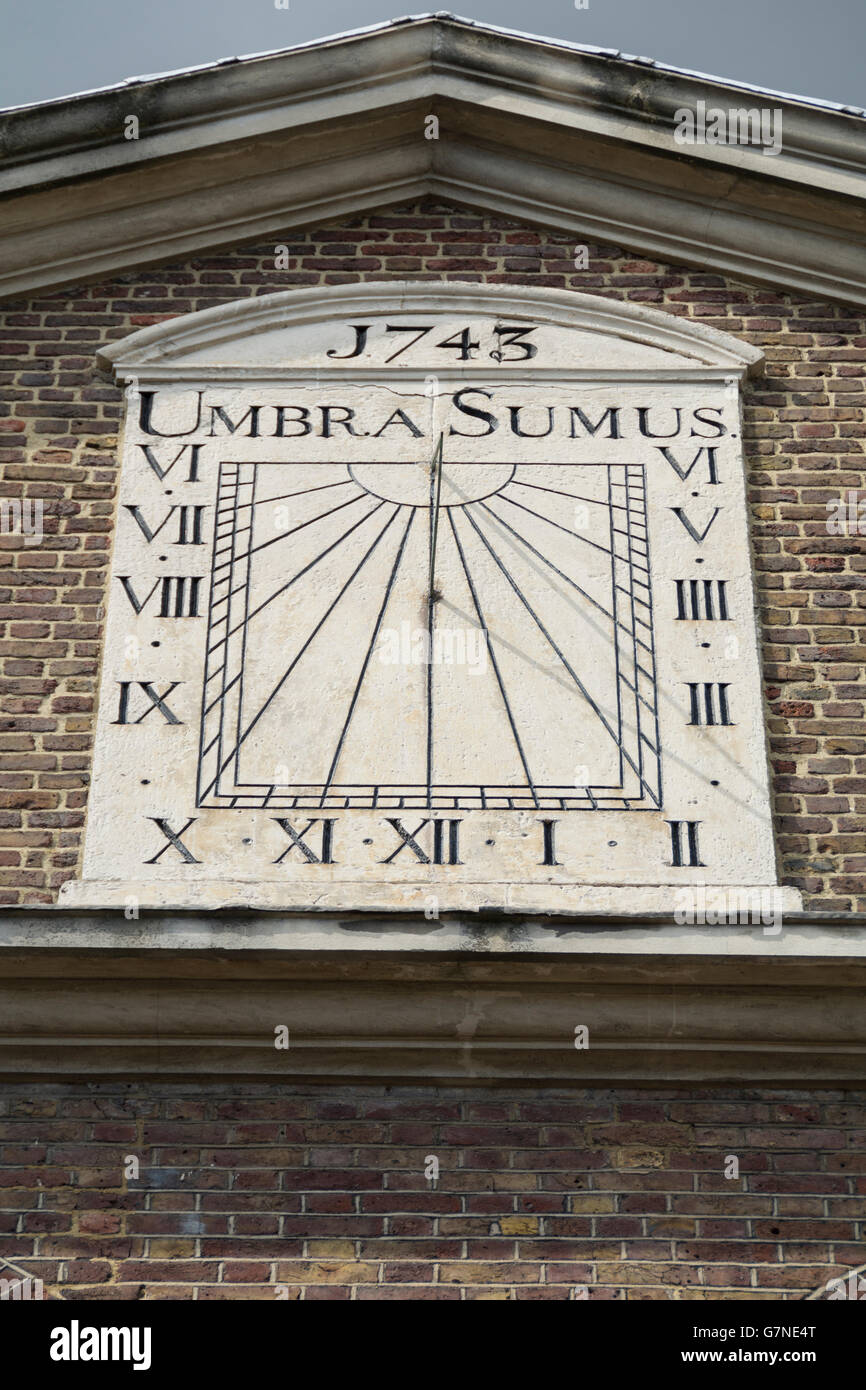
[{"xmin": 0, "ymin": 0, "xmax": 864, "ymax": 111}]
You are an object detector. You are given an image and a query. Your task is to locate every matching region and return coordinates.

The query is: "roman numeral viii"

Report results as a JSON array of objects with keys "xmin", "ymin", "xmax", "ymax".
[{"xmin": 118, "ymin": 576, "xmax": 203, "ymax": 617}]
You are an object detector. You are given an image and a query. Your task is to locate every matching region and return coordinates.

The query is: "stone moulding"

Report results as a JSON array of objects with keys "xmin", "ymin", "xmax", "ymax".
[
  {"xmin": 96, "ymin": 281, "xmax": 766, "ymax": 379},
  {"xmin": 1, "ymin": 910, "xmax": 866, "ymax": 1084},
  {"xmin": 0, "ymin": 16, "xmax": 864, "ymax": 304}
]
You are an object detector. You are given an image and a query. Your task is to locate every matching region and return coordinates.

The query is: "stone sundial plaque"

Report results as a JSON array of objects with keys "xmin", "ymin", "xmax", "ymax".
[{"xmin": 62, "ymin": 284, "xmax": 797, "ymax": 915}]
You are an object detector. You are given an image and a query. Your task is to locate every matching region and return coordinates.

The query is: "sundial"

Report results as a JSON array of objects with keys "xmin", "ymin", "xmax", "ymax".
[
  {"xmin": 199, "ymin": 436, "xmax": 657, "ymax": 816},
  {"xmin": 62, "ymin": 283, "xmax": 793, "ymax": 916}
]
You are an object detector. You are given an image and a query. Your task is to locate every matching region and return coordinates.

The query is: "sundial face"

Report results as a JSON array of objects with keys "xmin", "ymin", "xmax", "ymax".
[
  {"xmin": 199, "ymin": 449, "xmax": 656, "ymax": 815},
  {"xmin": 67, "ymin": 285, "xmax": 784, "ymax": 913}
]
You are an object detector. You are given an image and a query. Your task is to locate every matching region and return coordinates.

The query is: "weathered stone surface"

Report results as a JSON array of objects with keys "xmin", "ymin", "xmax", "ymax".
[{"xmin": 62, "ymin": 282, "xmax": 793, "ymax": 914}]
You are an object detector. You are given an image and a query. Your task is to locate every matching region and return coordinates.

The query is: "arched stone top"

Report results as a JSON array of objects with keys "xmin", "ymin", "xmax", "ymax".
[{"xmin": 98, "ymin": 281, "xmax": 764, "ymax": 381}]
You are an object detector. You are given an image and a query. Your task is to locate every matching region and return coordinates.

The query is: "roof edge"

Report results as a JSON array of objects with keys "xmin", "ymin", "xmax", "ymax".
[{"xmin": 2, "ymin": 13, "xmax": 864, "ymax": 121}]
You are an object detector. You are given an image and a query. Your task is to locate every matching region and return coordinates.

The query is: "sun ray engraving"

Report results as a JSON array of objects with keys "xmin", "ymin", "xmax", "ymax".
[{"xmin": 198, "ymin": 459, "xmax": 661, "ymax": 810}]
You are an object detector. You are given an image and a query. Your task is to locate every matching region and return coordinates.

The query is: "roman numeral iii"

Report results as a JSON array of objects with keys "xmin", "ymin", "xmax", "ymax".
[{"xmin": 686, "ymin": 683, "xmax": 733, "ymax": 726}]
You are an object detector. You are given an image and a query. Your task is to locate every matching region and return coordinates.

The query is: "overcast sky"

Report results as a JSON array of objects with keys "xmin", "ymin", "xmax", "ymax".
[{"xmin": 1, "ymin": 0, "xmax": 864, "ymax": 110}]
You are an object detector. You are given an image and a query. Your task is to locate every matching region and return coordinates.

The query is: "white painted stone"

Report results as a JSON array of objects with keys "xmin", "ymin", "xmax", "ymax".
[{"xmin": 66, "ymin": 284, "xmax": 798, "ymax": 915}]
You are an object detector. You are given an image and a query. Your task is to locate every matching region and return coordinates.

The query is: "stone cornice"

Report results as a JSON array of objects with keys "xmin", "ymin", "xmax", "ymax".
[
  {"xmin": 1, "ymin": 909, "xmax": 865, "ymax": 1084},
  {"xmin": 0, "ymin": 16, "xmax": 864, "ymax": 304}
]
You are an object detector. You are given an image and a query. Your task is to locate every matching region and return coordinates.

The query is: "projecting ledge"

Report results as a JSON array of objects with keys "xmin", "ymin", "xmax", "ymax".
[
  {"xmin": 2, "ymin": 907, "xmax": 865, "ymax": 1083},
  {"xmin": 0, "ymin": 898, "xmax": 863, "ymax": 961}
]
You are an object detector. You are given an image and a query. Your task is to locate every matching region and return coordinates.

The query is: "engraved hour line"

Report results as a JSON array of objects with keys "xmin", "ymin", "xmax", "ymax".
[
  {"xmin": 317, "ymin": 508, "xmax": 417, "ymax": 806},
  {"xmin": 448, "ymin": 507, "xmax": 540, "ymax": 809},
  {"xmin": 475, "ymin": 493, "xmax": 656, "ymax": 731},
  {"xmin": 497, "ymin": 489, "xmax": 615, "ymax": 558},
  {"xmin": 512, "ymin": 479, "xmax": 630, "ymax": 515},
  {"xmin": 228, "ymin": 477, "xmax": 357, "ymax": 513},
  {"xmin": 200, "ymin": 505, "xmax": 407, "ymax": 800},
  {"xmin": 476, "ymin": 497, "xmax": 654, "ymax": 665},
  {"xmin": 200, "ymin": 497, "xmax": 391, "ymax": 729},
  {"xmin": 474, "ymin": 481, "xmax": 657, "ymax": 741},
  {"xmin": 460, "ymin": 505, "xmax": 660, "ymax": 806},
  {"xmin": 476, "ymin": 498, "xmax": 616, "ymax": 626},
  {"xmin": 206, "ymin": 498, "xmax": 388, "ymax": 662},
  {"xmin": 427, "ymin": 433, "xmax": 445, "ymax": 804},
  {"xmin": 212, "ymin": 488, "xmax": 371, "ymax": 570}
]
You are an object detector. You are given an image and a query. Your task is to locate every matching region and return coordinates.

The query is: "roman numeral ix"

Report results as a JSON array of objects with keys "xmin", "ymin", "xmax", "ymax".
[{"xmin": 113, "ymin": 681, "xmax": 183, "ymax": 725}]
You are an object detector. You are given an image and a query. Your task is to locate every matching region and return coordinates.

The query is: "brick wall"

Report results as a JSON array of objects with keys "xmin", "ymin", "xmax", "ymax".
[
  {"xmin": 0, "ymin": 200, "xmax": 864, "ymax": 910},
  {"xmin": 1, "ymin": 200, "xmax": 865, "ymax": 1302},
  {"xmin": 0, "ymin": 1084, "xmax": 862, "ymax": 1300}
]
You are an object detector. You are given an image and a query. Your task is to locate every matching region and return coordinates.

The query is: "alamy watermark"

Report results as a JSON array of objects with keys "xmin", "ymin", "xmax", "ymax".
[
  {"xmin": 378, "ymin": 621, "xmax": 487, "ymax": 675},
  {"xmin": 825, "ymin": 1270, "xmax": 866, "ymax": 1300},
  {"xmin": 826, "ymin": 491, "xmax": 866, "ymax": 534},
  {"xmin": 674, "ymin": 885, "xmax": 783, "ymax": 934},
  {"xmin": 0, "ymin": 497, "xmax": 43, "ymax": 546},
  {"xmin": 674, "ymin": 100, "xmax": 783, "ymax": 157},
  {"xmin": 0, "ymin": 1275, "xmax": 43, "ymax": 1300}
]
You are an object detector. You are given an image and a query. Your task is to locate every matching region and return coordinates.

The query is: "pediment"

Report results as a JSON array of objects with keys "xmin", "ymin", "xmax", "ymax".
[
  {"xmin": 98, "ymin": 282, "xmax": 763, "ymax": 382},
  {"xmin": 0, "ymin": 16, "xmax": 864, "ymax": 304}
]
